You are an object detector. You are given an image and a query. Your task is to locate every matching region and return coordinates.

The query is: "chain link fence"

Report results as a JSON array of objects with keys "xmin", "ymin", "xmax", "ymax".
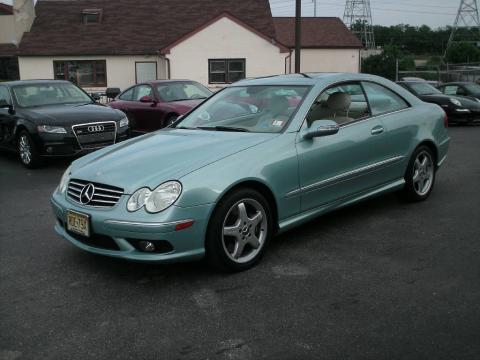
[{"xmin": 398, "ymin": 62, "xmax": 480, "ymax": 84}]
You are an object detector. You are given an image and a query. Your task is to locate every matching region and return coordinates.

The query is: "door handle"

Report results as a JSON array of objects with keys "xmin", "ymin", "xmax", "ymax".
[{"xmin": 371, "ymin": 126, "xmax": 384, "ymax": 135}]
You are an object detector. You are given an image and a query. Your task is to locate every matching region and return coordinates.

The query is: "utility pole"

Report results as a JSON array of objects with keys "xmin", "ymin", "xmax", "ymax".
[
  {"xmin": 445, "ymin": 0, "xmax": 480, "ymax": 56},
  {"xmin": 313, "ymin": 0, "xmax": 317, "ymax": 17},
  {"xmin": 343, "ymin": 0, "xmax": 375, "ymax": 50},
  {"xmin": 295, "ymin": 0, "xmax": 302, "ymax": 73}
]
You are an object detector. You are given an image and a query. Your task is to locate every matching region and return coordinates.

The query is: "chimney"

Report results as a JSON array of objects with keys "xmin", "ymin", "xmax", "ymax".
[{"xmin": 13, "ymin": 0, "xmax": 35, "ymax": 45}]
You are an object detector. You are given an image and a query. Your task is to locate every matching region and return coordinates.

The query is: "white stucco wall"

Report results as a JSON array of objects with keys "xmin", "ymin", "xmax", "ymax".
[
  {"xmin": 288, "ymin": 48, "xmax": 361, "ymax": 73},
  {"xmin": 0, "ymin": 15, "xmax": 16, "ymax": 44},
  {"xmin": 18, "ymin": 55, "xmax": 167, "ymax": 91},
  {"xmin": 165, "ymin": 16, "xmax": 289, "ymax": 90}
]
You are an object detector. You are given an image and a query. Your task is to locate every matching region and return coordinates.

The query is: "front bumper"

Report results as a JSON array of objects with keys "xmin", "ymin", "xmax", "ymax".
[
  {"xmin": 35, "ymin": 127, "xmax": 129, "ymax": 157},
  {"xmin": 51, "ymin": 191, "xmax": 213, "ymax": 262}
]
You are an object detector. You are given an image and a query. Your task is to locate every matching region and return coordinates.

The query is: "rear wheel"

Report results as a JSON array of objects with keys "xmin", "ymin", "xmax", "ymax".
[
  {"xmin": 18, "ymin": 130, "xmax": 42, "ymax": 168},
  {"xmin": 400, "ymin": 145, "xmax": 435, "ymax": 202},
  {"xmin": 166, "ymin": 115, "xmax": 178, "ymax": 127},
  {"xmin": 205, "ymin": 188, "xmax": 273, "ymax": 272}
]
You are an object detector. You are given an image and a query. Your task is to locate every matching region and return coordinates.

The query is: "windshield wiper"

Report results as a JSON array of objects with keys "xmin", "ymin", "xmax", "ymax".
[
  {"xmin": 175, "ymin": 126, "xmax": 198, "ymax": 130},
  {"xmin": 198, "ymin": 126, "xmax": 250, "ymax": 132}
]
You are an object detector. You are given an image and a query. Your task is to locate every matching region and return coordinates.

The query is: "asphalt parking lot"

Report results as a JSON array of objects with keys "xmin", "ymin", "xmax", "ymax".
[{"xmin": 1, "ymin": 124, "xmax": 479, "ymax": 360}]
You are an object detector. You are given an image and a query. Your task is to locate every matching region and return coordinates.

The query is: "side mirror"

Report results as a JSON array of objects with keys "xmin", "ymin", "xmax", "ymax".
[
  {"xmin": 139, "ymin": 95, "xmax": 155, "ymax": 103},
  {"xmin": 0, "ymin": 100, "xmax": 14, "ymax": 114},
  {"xmin": 91, "ymin": 93, "xmax": 101, "ymax": 101},
  {"xmin": 303, "ymin": 119, "xmax": 339, "ymax": 139}
]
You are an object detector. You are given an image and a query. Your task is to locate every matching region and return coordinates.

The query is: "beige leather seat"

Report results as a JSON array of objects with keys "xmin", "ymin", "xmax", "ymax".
[{"xmin": 308, "ymin": 92, "xmax": 354, "ymax": 125}]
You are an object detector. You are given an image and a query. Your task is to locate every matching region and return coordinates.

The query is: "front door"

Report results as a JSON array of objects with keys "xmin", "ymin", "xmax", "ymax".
[
  {"xmin": 296, "ymin": 82, "xmax": 393, "ymax": 211},
  {"xmin": 0, "ymin": 85, "xmax": 17, "ymax": 150}
]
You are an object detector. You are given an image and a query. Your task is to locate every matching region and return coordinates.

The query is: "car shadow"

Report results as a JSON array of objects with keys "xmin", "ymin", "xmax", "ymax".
[{"xmin": 62, "ymin": 192, "xmax": 403, "ymax": 284}]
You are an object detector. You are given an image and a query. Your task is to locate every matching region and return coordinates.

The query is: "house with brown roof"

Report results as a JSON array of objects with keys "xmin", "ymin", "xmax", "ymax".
[{"xmin": 15, "ymin": 0, "xmax": 362, "ymax": 92}]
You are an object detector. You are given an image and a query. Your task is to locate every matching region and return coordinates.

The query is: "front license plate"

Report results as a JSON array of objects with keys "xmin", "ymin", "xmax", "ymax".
[{"xmin": 67, "ymin": 210, "xmax": 90, "ymax": 237}]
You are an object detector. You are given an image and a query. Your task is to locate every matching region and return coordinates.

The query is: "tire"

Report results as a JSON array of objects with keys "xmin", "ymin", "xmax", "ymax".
[
  {"xmin": 17, "ymin": 130, "xmax": 42, "ymax": 169},
  {"xmin": 399, "ymin": 145, "xmax": 436, "ymax": 202},
  {"xmin": 205, "ymin": 188, "xmax": 273, "ymax": 272},
  {"xmin": 166, "ymin": 115, "xmax": 178, "ymax": 127}
]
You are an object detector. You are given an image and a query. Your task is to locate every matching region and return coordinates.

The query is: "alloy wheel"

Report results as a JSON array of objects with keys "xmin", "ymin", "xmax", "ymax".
[
  {"xmin": 412, "ymin": 150, "xmax": 434, "ymax": 196},
  {"xmin": 19, "ymin": 134, "xmax": 32, "ymax": 165},
  {"xmin": 222, "ymin": 198, "xmax": 268, "ymax": 264}
]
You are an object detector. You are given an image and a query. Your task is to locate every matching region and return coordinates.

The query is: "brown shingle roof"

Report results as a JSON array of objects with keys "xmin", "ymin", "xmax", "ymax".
[
  {"xmin": 273, "ymin": 17, "xmax": 363, "ymax": 49},
  {"xmin": 0, "ymin": 44, "xmax": 18, "ymax": 57},
  {"xmin": 0, "ymin": 2, "xmax": 13, "ymax": 15},
  {"xmin": 19, "ymin": 0, "xmax": 276, "ymax": 56}
]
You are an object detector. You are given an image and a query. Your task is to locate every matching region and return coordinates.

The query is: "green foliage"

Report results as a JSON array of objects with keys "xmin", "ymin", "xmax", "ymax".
[
  {"xmin": 361, "ymin": 45, "xmax": 414, "ymax": 80},
  {"xmin": 371, "ymin": 24, "xmax": 479, "ymax": 56},
  {"xmin": 445, "ymin": 43, "xmax": 480, "ymax": 63}
]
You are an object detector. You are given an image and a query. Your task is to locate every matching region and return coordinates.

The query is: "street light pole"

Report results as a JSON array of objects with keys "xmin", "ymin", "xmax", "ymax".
[{"xmin": 295, "ymin": 0, "xmax": 302, "ymax": 73}]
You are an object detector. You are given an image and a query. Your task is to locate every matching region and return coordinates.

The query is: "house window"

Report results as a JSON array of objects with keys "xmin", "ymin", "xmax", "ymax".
[
  {"xmin": 54, "ymin": 60, "xmax": 107, "ymax": 87},
  {"xmin": 82, "ymin": 9, "xmax": 102, "ymax": 24},
  {"xmin": 135, "ymin": 62, "xmax": 157, "ymax": 84},
  {"xmin": 208, "ymin": 59, "xmax": 245, "ymax": 84}
]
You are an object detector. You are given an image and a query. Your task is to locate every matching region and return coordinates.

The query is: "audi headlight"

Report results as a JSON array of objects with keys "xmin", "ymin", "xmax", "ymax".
[
  {"xmin": 127, "ymin": 181, "xmax": 182, "ymax": 213},
  {"xmin": 449, "ymin": 98, "xmax": 462, "ymax": 107},
  {"xmin": 37, "ymin": 125, "xmax": 67, "ymax": 134},
  {"xmin": 127, "ymin": 187, "xmax": 152, "ymax": 212},
  {"xmin": 58, "ymin": 165, "xmax": 72, "ymax": 194},
  {"xmin": 119, "ymin": 116, "xmax": 129, "ymax": 128}
]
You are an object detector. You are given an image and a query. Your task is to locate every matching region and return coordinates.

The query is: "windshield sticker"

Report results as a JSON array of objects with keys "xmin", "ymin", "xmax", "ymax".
[{"xmin": 272, "ymin": 120, "xmax": 285, "ymax": 127}]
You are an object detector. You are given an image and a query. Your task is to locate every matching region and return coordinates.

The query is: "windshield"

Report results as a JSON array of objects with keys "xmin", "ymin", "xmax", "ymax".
[
  {"xmin": 408, "ymin": 82, "xmax": 441, "ymax": 95},
  {"xmin": 156, "ymin": 82, "xmax": 212, "ymax": 102},
  {"xmin": 12, "ymin": 82, "xmax": 92, "ymax": 108},
  {"xmin": 464, "ymin": 83, "xmax": 480, "ymax": 93},
  {"xmin": 174, "ymin": 85, "xmax": 310, "ymax": 133}
]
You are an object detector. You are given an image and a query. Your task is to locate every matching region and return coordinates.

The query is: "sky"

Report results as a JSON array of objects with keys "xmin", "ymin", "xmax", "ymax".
[
  {"xmin": 1, "ymin": 0, "xmax": 461, "ymax": 28},
  {"xmin": 270, "ymin": 0, "xmax": 460, "ymax": 28}
]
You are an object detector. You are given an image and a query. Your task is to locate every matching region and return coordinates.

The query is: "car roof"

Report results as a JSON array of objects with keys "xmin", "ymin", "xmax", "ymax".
[
  {"xmin": 440, "ymin": 82, "xmax": 472, "ymax": 85},
  {"xmin": 147, "ymin": 79, "xmax": 202, "ymax": 85},
  {"xmin": 2, "ymin": 79, "xmax": 71, "ymax": 87},
  {"xmin": 233, "ymin": 72, "xmax": 392, "ymax": 87}
]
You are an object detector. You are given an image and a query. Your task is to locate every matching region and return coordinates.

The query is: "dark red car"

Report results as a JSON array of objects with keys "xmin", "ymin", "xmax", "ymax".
[{"xmin": 109, "ymin": 80, "xmax": 212, "ymax": 134}]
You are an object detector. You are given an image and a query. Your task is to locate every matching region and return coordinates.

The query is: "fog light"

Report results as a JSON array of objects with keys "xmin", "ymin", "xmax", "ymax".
[
  {"xmin": 46, "ymin": 146, "xmax": 53, "ymax": 153},
  {"xmin": 138, "ymin": 241, "xmax": 155, "ymax": 252}
]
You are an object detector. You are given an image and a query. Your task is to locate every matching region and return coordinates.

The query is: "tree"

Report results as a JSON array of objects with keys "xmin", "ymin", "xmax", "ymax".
[
  {"xmin": 445, "ymin": 43, "xmax": 480, "ymax": 63},
  {"xmin": 362, "ymin": 45, "xmax": 415, "ymax": 80}
]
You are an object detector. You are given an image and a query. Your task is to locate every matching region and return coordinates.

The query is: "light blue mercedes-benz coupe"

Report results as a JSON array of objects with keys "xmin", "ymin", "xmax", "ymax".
[{"xmin": 51, "ymin": 73, "xmax": 450, "ymax": 271}]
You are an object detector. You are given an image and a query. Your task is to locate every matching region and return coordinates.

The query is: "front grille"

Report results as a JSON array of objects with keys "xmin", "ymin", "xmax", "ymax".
[
  {"xmin": 66, "ymin": 229, "xmax": 120, "ymax": 250},
  {"xmin": 72, "ymin": 122, "xmax": 116, "ymax": 148},
  {"xmin": 67, "ymin": 178, "xmax": 124, "ymax": 207}
]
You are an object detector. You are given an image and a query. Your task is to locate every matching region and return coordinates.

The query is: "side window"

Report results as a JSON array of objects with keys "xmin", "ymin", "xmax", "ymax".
[
  {"xmin": 456, "ymin": 86, "xmax": 466, "ymax": 95},
  {"xmin": 119, "ymin": 87, "xmax": 134, "ymax": 101},
  {"xmin": 443, "ymin": 85, "xmax": 458, "ymax": 95},
  {"xmin": 133, "ymin": 85, "xmax": 153, "ymax": 101},
  {"xmin": 0, "ymin": 86, "xmax": 11, "ymax": 105},
  {"xmin": 362, "ymin": 82, "xmax": 409, "ymax": 116},
  {"xmin": 306, "ymin": 82, "xmax": 370, "ymax": 126}
]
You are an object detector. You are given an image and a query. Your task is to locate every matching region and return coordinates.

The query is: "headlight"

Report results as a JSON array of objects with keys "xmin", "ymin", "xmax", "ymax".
[
  {"xmin": 127, "ymin": 181, "xmax": 182, "ymax": 213},
  {"xmin": 58, "ymin": 165, "xmax": 72, "ymax": 194},
  {"xmin": 119, "ymin": 116, "xmax": 129, "ymax": 128},
  {"xmin": 127, "ymin": 187, "xmax": 151, "ymax": 212},
  {"xmin": 37, "ymin": 125, "xmax": 67, "ymax": 134},
  {"xmin": 145, "ymin": 181, "xmax": 182, "ymax": 213},
  {"xmin": 449, "ymin": 98, "xmax": 462, "ymax": 107}
]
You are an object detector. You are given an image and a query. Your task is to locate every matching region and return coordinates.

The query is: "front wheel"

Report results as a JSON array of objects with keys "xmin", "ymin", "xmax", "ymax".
[
  {"xmin": 18, "ymin": 130, "xmax": 42, "ymax": 168},
  {"xmin": 205, "ymin": 188, "xmax": 273, "ymax": 272},
  {"xmin": 399, "ymin": 145, "xmax": 436, "ymax": 202}
]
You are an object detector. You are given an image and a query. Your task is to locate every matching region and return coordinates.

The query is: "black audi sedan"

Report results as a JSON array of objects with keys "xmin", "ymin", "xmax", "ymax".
[
  {"xmin": 397, "ymin": 81, "xmax": 480, "ymax": 124},
  {"xmin": 0, "ymin": 80, "xmax": 129, "ymax": 168}
]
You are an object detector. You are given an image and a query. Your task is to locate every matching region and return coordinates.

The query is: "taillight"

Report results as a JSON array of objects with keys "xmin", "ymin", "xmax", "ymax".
[{"xmin": 444, "ymin": 112, "xmax": 448, "ymax": 128}]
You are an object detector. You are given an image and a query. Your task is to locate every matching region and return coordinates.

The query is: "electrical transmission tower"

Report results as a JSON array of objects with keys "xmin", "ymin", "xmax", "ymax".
[
  {"xmin": 343, "ymin": 0, "xmax": 375, "ymax": 50},
  {"xmin": 446, "ymin": 0, "xmax": 480, "ymax": 55}
]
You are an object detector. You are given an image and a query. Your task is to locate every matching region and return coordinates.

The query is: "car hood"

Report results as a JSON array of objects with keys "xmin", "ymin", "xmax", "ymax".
[
  {"xmin": 20, "ymin": 103, "xmax": 123, "ymax": 125},
  {"xmin": 71, "ymin": 129, "xmax": 277, "ymax": 193}
]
